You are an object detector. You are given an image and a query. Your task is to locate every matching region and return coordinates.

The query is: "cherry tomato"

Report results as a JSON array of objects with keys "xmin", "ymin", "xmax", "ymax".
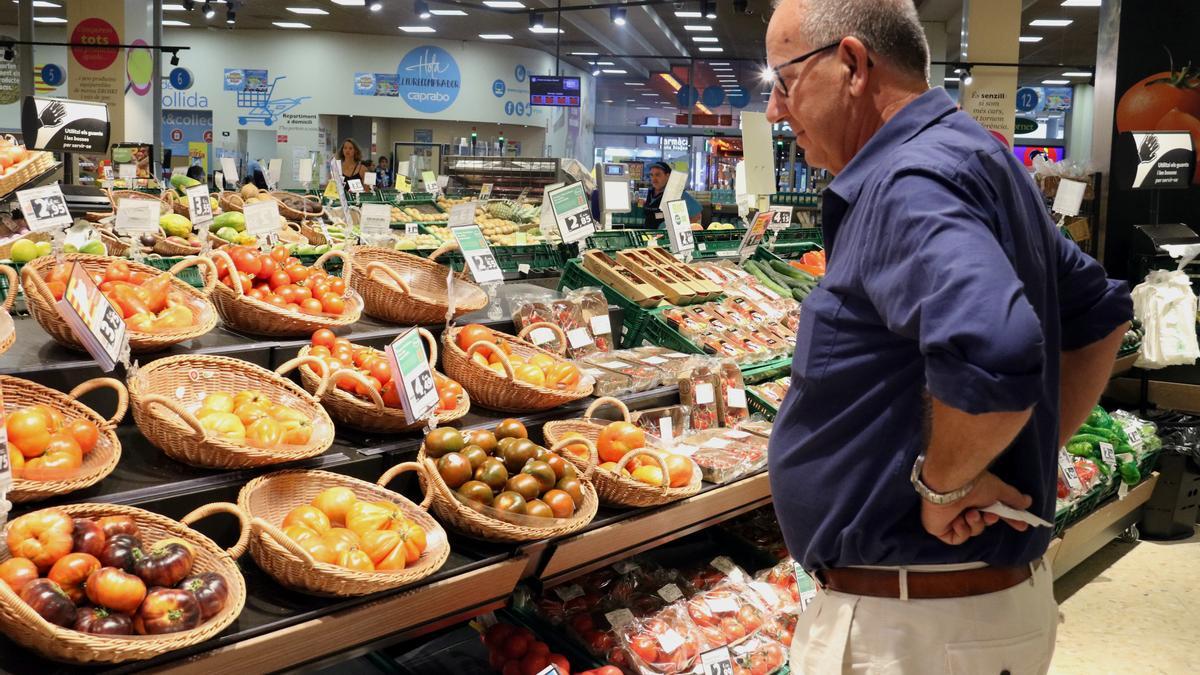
[
  {"xmin": 300, "ymin": 298, "xmax": 324, "ymax": 315},
  {"xmin": 320, "ymin": 293, "xmax": 346, "ymax": 315},
  {"xmin": 269, "ymin": 269, "xmax": 292, "ymax": 290},
  {"xmin": 312, "ymin": 328, "xmax": 337, "ymax": 349},
  {"xmin": 329, "ymin": 277, "xmax": 347, "ymax": 295},
  {"xmin": 270, "ymin": 245, "xmax": 290, "ymax": 262},
  {"xmin": 286, "ymin": 264, "xmax": 310, "ymax": 283},
  {"xmin": 256, "ymin": 255, "xmax": 277, "ymax": 280}
]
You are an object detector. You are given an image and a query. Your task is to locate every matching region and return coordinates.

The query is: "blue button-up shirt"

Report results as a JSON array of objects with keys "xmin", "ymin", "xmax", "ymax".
[{"xmin": 768, "ymin": 88, "xmax": 1132, "ymax": 570}]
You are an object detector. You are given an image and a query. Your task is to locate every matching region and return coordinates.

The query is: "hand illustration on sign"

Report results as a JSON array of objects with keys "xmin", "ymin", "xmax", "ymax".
[
  {"xmin": 1139, "ymin": 134, "xmax": 1159, "ymax": 164},
  {"xmin": 39, "ymin": 100, "xmax": 66, "ymax": 127}
]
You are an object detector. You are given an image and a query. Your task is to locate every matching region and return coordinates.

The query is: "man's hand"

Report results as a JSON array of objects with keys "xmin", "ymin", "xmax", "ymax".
[{"xmin": 921, "ymin": 472, "xmax": 1032, "ymax": 546}]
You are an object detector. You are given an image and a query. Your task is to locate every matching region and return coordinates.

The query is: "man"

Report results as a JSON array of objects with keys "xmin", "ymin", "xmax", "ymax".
[
  {"xmin": 763, "ymin": 1, "xmax": 1131, "ymax": 672},
  {"xmin": 642, "ymin": 162, "xmax": 701, "ymax": 229},
  {"xmin": 376, "ymin": 156, "xmax": 394, "ymax": 189}
]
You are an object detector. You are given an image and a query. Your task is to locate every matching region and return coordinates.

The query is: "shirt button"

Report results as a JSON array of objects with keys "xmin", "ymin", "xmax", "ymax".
[{"xmin": 1001, "ymin": 670, "xmax": 1011, "ymax": 675}]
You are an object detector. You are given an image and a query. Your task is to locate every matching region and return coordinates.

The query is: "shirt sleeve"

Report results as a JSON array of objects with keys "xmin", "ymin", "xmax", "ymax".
[
  {"xmin": 1056, "ymin": 234, "xmax": 1133, "ymax": 350},
  {"xmin": 862, "ymin": 169, "xmax": 1045, "ymax": 414}
]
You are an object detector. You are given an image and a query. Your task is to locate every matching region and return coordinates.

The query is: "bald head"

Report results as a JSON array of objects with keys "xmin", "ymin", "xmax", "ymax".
[{"xmin": 774, "ymin": 0, "xmax": 930, "ymax": 81}]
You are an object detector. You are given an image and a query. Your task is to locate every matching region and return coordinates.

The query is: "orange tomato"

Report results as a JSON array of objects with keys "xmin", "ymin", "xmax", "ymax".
[
  {"xmin": 6, "ymin": 508, "xmax": 74, "ymax": 571},
  {"xmin": 311, "ymin": 328, "xmax": 337, "ymax": 349},
  {"xmin": 336, "ymin": 547, "xmax": 374, "ymax": 572},
  {"xmin": 456, "ymin": 324, "xmax": 493, "ymax": 351},
  {"xmin": 7, "ymin": 407, "xmax": 51, "ymax": 459},
  {"xmin": 330, "ymin": 277, "xmax": 346, "ymax": 295},
  {"xmin": 66, "ymin": 419, "xmax": 99, "ymax": 455},
  {"xmin": 664, "ymin": 453, "xmax": 695, "ymax": 488},
  {"xmin": 323, "ymin": 528, "xmax": 361, "ymax": 556},
  {"xmin": 245, "ymin": 416, "xmax": 282, "ymax": 449},
  {"xmin": 366, "ymin": 357, "xmax": 392, "ymax": 385},
  {"xmin": 513, "ymin": 363, "xmax": 546, "ymax": 387},
  {"xmin": 358, "ymin": 529, "xmax": 406, "ymax": 569},
  {"xmin": 283, "ymin": 524, "xmax": 320, "ymax": 544},
  {"xmin": 545, "ymin": 362, "xmax": 581, "ymax": 389},
  {"xmin": 345, "ymin": 500, "xmax": 400, "ymax": 537},
  {"xmin": 0, "ymin": 557, "xmax": 38, "ymax": 593},
  {"xmin": 320, "ymin": 293, "xmax": 345, "ymax": 315},
  {"xmin": 282, "ymin": 504, "xmax": 331, "ymax": 534},
  {"xmin": 297, "ymin": 536, "xmax": 336, "ymax": 564},
  {"xmin": 311, "ymin": 486, "xmax": 357, "ymax": 526},
  {"xmin": 597, "ymin": 421, "xmax": 646, "ymax": 464}
]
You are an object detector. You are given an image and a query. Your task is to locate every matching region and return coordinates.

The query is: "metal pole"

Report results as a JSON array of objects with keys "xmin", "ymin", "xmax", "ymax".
[
  {"xmin": 152, "ymin": 0, "xmax": 163, "ymax": 179},
  {"xmin": 17, "ymin": 0, "xmax": 32, "ymax": 99},
  {"xmin": 554, "ymin": 0, "xmax": 562, "ymax": 76}
]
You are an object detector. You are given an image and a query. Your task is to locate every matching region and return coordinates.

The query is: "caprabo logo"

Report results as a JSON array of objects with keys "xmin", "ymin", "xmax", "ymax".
[{"xmin": 397, "ymin": 45, "xmax": 460, "ymax": 113}]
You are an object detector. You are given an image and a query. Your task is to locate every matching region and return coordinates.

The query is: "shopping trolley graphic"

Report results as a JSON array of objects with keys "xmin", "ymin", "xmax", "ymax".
[{"xmin": 236, "ymin": 76, "xmax": 310, "ymax": 126}]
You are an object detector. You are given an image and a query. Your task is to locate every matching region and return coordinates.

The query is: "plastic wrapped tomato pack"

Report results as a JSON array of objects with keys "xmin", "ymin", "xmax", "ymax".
[
  {"xmin": 678, "ymin": 362, "xmax": 722, "ymax": 431},
  {"xmin": 685, "ymin": 578, "xmax": 769, "ymax": 648},
  {"xmin": 566, "ymin": 287, "xmax": 615, "ymax": 353},
  {"xmin": 618, "ymin": 601, "xmax": 708, "ymax": 675}
]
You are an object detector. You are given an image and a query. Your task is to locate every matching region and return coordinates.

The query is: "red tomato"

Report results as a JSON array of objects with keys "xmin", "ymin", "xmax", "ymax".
[
  {"xmin": 248, "ymin": 288, "xmax": 267, "ymax": 301},
  {"xmin": 266, "ymin": 294, "xmax": 288, "ymax": 308},
  {"xmin": 230, "ymin": 248, "xmax": 262, "ymax": 277},
  {"xmin": 270, "ymin": 245, "xmax": 289, "ymax": 262},
  {"xmin": 269, "ymin": 269, "xmax": 292, "ymax": 290},
  {"xmin": 439, "ymin": 388, "xmax": 458, "ymax": 411},
  {"xmin": 355, "ymin": 376, "xmax": 383, "ymax": 398},
  {"xmin": 285, "ymin": 303, "xmax": 302, "ymax": 313},
  {"xmin": 366, "ymin": 357, "xmax": 391, "ymax": 385},
  {"xmin": 329, "ymin": 277, "xmax": 347, "ymax": 295},
  {"xmin": 104, "ymin": 261, "xmax": 131, "ymax": 283},
  {"xmin": 256, "ymin": 255, "xmax": 277, "ymax": 280},
  {"xmin": 312, "ymin": 329, "xmax": 337, "ymax": 348},
  {"xmin": 320, "ymin": 293, "xmax": 346, "ymax": 315},
  {"xmin": 276, "ymin": 285, "xmax": 300, "ymax": 304},
  {"xmin": 300, "ymin": 298, "xmax": 324, "ymax": 315},
  {"xmin": 456, "ymin": 324, "xmax": 493, "ymax": 351},
  {"xmin": 286, "ymin": 264, "xmax": 310, "ymax": 283}
]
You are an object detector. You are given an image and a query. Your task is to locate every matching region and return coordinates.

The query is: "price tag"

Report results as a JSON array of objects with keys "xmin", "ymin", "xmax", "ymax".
[
  {"xmin": 705, "ymin": 595, "xmax": 738, "ymax": 613},
  {"xmin": 386, "ymin": 327, "xmax": 440, "ymax": 424},
  {"xmin": 590, "ymin": 314, "xmax": 612, "ymax": 336},
  {"xmin": 794, "ymin": 565, "xmax": 818, "ymax": 611},
  {"xmin": 665, "ymin": 199, "xmax": 695, "ymax": 254},
  {"xmin": 699, "ymin": 646, "xmax": 734, "ymax": 675},
  {"xmin": 347, "ymin": 178, "xmax": 364, "ymax": 194},
  {"xmin": 101, "ymin": 165, "xmax": 114, "ymax": 180},
  {"xmin": 451, "ymin": 225, "xmax": 503, "ymax": 284},
  {"xmin": 184, "ymin": 184, "xmax": 214, "ymax": 231},
  {"xmin": 118, "ymin": 163, "xmax": 137, "ymax": 180},
  {"xmin": 517, "ymin": 263, "xmax": 531, "ymax": 275},
  {"xmin": 243, "ymin": 199, "xmax": 281, "ymax": 238},
  {"xmin": 659, "ymin": 416, "xmax": 674, "ymax": 444},
  {"xmin": 479, "ymin": 182, "xmax": 494, "ymax": 200},
  {"xmin": 749, "ymin": 581, "xmax": 779, "ymax": 607},
  {"xmin": 601, "ymin": 361, "xmax": 628, "ymax": 370},
  {"xmin": 566, "ymin": 327, "xmax": 593, "ymax": 350},
  {"xmin": 213, "ymin": 171, "xmax": 225, "ymax": 190},
  {"xmin": 768, "ymin": 205, "xmax": 793, "ymax": 231},
  {"xmin": 266, "ymin": 159, "xmax": 282, "ymax": 190},
  {"xmin": 220, "ymin": 157, "xmax": 240, "ymax": 185},
  {"xmin": 114, "ymin": 199, "xmax": 161, "ymax": 236},
  {"xmin": 1058, "ymin": 449, "xmax": 1083, "ymax": 491},
  {"xmin": 674, "ymin": 443, "xmax": 699, "ymax": 457},
  {"xmin": 737, "ymin": 211, "xmax": 772, "ymax": 259},
  {"xmin": 710, "ymin": 556, "xmax": 736, "ymax": 575},
  {"xmin": 17, "ymin": 184, "xmax": 72, "ymax": 232},
  {"xmin": 1052, "ymin": 178, "xmax": 1087, "ymax": 217},
  {"xmin": 702, "ymin": 437, "xmax": 731, "ymax": 449},
  {"xmin": 723, "ymin": 429, "xmax": 750, "ymax": 439},
  {"xmin": 515, "ymin": 232, "xmax": 528, "ymax": 246},
  {"xmin": 1099, "ymin": 441, "xmax": 1117, "ymax": 471},
  {"xmin": 405, "ymin": 222, "xmax": 419, "ymax": 237},
  {"xmin": 604, "ymin": 608, "xmax": 635, "ymax": 629},
  {"xmin": 535, "ymin": 666, "xmax": 565, "ymax": 675},
  {"xmin": 553, "ymin": 584, "xmax": 584, "ymax": 601},
  {"xmin": 421, "ymin": 170, "xmax": 437, "ymax": 192},
  {"xmin": 657, "ymin": 583, "xmax": 683, "ymax": 602},
  {"xmin": 642, "ymin": 355, "xmax": 668, "ymax": 365},
  {"xmin": 546, "ymin": 182, "xmax": 596, "ymax": 244},
  {"xmin": 1122, "ymin": 423, "xmax": 1145, "ymax": 450},
  {"xmin": 363, "ymin": 171, "xmax": 377, "ymax": 189},
  {"xmin": 657, "ymin": 628, "xmax": 685, "ymax": 654},
  {"xmin": 361, "ymin": 203, "xmax": 392, "ymax": 238},
  {"xmin": 448, "ymin": 203, "xmax": 476, "ymax": 228},
  {"xmin": 694, "ymin": 382, "xmax": 715, "ymax": 405},
  {"xmin": 726, "ymin": 387, "xmax": 747, "ymax": 408},
  {"xmin": 56, "ymin": 263, "xmax": 127, "ymax": 372},
  {"xmin": 297, "ymin": 158, "xmax": 314, "ymax": 183},
  {"xmin": 529, "ymin": 327, "xmax": 556, "ymax": 346}
]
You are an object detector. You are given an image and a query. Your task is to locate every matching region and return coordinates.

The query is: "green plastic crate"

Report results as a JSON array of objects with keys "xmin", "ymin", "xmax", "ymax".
[
  {"xmin": 694, "ymin": 228, "xmax": 745, "ymax": 258},
  {"xmin": 141, "ymin": 256, "xmax": 205, "ymax": 288},
  {"xmin": 584, "ymin": 229, "xmax": 662, "ymax": 252},
  {"xmin": 747, "ymin": 388, "xmax": 779, "ymax": 421},
  {"xmin": 293, "ymin": 253, "xmax": 345, "ymax": 276},
  {"xmin": 742, "ymin": 356, "xmax": 792, "ymax": 384},
  {"xmin": 424, "ymin": 244, "xmax": 563, "ymax": 274}
]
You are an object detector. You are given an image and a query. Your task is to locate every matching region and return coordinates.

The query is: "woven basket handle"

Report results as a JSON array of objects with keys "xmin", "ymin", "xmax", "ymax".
[
  {"xmin": 284, "ymin": 221, "xmax": 302, "ymax": 233},
  {"xmin": 69, "ymin": 377, "xmax": 129, "ymax": 429},
  {"xmin": 377, "ymin": 461, "xmax": 435, "ymax": 511},
  {"xmin": 20, "ymin": 259, "xmax": 54, "ymax": 308},
  {"xmin": 466, "ymin": 340, "xmax": 515, "ymax": 380},
  {"xmin": 181, "ymin": 502, "xmax": 251, "ymax": 559},
  {"xmin": 251, "ymin": 516, "xmax": 317, "ymax": 566},
  {"xmin": 517, "ymin": 322, "xmax": 568, "ymax": 357},
  {"xmin": 168, "ymin": 255, "xmax": 220, "ymax": 296},
  {"xmin": 0, "ymin": 264, "xmax": 16, "ymax": 312},
  {"xmin": 551, "ymin": 436, "xmax": 598, "ymax": 481},
  {"xmin": 208, "ymin": 249, "xmax": 245, "ymax": 298},
  {"xmin": 276, "ymin": 354, "xmax": 335, "ymax": 396},
  {"xmin": 143, "ymin": 394, "xmax": 205, "ymax": 439},
  {"xmin": 585, "ymin": 396, "xmax": 632, "ymax": 423},
  {"xmin": 314, "ymin": 249, "xmax": 353, "ymax": 295},
  {"xmin": 615, "ymin": 448, "xmax": 671, "ymax": 494},
  {"xmin": 326, "ymin": 367, "xmax": 386, "ymax": 412},
  {"xmin": 417, "ymin": 327, "xmax": 438, "ymax": 366},
  {"xmin": 428, "ymin": 241, "xmax": 458, "ymax": 262},
  {"xmin": 365, "ymin": 261, "xmax": 411, "ymax": 294}
]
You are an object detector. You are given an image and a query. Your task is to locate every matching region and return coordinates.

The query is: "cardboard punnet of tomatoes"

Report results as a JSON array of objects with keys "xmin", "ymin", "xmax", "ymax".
[
  {"xmin": 211, "ymin": 245, "xmax": 358, "ymax": 318},
  {"xmin": 0, "ymin": 509, "xmax": 233, "ymax": 639},
  {"xmin": 479, "ymin": 620, "xmax": 582, "ymax": 675},
  {"xmin": 297, "ymin": 328, "xmax": 468, "ymax": 422}
]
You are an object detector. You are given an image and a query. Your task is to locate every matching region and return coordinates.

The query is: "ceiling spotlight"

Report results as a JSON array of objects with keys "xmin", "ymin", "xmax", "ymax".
[
  {"xmin": 416, "ymin": 0, "xmax": 430, "ymax": 18},
  {"xmin": 369, "ymin": 0, "xmax": 383, "ymax": 10},
  {"xmin": 962, "ymin": 66, "xmax": 973, "ymax": 86},
  {"xmin": 169, "ymin": 50, "xmax": 180, "ymax": 66},
  {"xmin": 226, "ymin": 8, "xmax": 235, "ymax": 23},
  {"xmin": 183, "ymin": 0, "xmax": 195, "ymax": 9},
  {"xmin": 702, "ymin": 0, "xmax": 715, "ymax": 19},
  {"xmin": 2, "ymin": 47, "xmax": 12, "ymax": 62},
  {"xmin": 593, "ymin": 68, "xmax": 601, "ymax": 76},
  {"xmin": 611, "ymin": 7, "xmax": 626, "ymax": 25},
  {"xmin": 530, "ymin": 12, "xmax": 543, "ymax": 29},
  {"xmin": 203, "ymin": 1, "xmax": 215, "ymax": 19}
]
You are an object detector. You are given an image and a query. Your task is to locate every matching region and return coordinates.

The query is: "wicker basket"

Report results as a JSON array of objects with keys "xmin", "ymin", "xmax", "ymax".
[
  {"xmin": 21, "ymin": 254, "xmax": 220, "ymax": 354},
  {"xmin": 128, "ymin": 354, "xmax": 336, "ymax": 469},
  {"xmin": 238, "ymin": 465, "xmax": 449, "ymax": 596},
  {"xmin": 278, "ymin": 222, "xmax": 307, "ymax": 245},
  {"xmin": 0, "ymin": 309, "xmax": 14, "ymax": 359},
  {"xmin": 348, "ymin": 245, "xmax": 488, "ymax": 325},
  {"xmin": 271, "ymin": 192, "xmax": 324, "ymax": 221},
  {"xmin": 544, "ymin": 398, "xmax": 704, "ymax": 507},
  {"xmin": 516, "ymin": 321, "xmax": 569, "ymax": 357},
  {"xmin": 207, "ymin": 248, "xmax": 362, "ymax": 337},
  {"xmin": 441, "ymin": 324, "xmax": 594, "ymax": 413},
  {"xmin": 284, "ymin": 329, "xmax": 470, "ymax": 433},
  {"xmin": 96, "ymin": 229, "xmax": 132, "ymax": 258},
  {"xmin": 0, "ymin": 150, "xmax": 54, "ymax": 196},
  {"xmin": 0, "ymin": 502, "xmax": 248, "ymax": 665},
  {"xmin": 6, "ymin": 376, "xmax": 128, "ymax": 503},
  {"xmin": 0, "ymin": 263, "xmax": 17, "ymax": 315},
  {"xmin": 152, "ymin": 236, "xmax": 204, "ymax": 257},
  {"xmin": 416, "ymin": 442, "xmax": 599, "ymax": 543},
  {"xmin": 300, "ymin": 220, "xmax": 327, "ymax": 245},
  {"xmin": 108, "ymin": 189, "xmax": 173, "ymax": 217},
  {"xmin": 218, "ymin": 191, "xmax": 244, "ymax": 213}
]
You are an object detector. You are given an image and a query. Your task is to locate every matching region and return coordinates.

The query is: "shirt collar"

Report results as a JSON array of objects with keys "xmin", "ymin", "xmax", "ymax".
[{"xmin": 826, "ymin": 88, "xmax": 958, "ymax": 204}]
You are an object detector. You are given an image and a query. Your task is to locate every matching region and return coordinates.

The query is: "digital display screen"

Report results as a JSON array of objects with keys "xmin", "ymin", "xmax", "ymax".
[
  {"xmin": 530, "ymin": 76, "xmax": 581, "ymax": 107},
  {"xmin": 604, "ymin": 164, "xmax": 625, "ymax": 176},
  {"xmin": 1013, "ymin": 145, "xmax": 1065, "ymax": 167}
]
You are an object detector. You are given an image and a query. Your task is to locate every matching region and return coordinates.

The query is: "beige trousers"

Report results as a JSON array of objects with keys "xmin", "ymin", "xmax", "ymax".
[{"xmin": 789, "ymin": 561, "xmax": 1057, "ymax": 674}]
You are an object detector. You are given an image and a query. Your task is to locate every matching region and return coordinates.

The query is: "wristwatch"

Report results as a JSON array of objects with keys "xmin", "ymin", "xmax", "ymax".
[{"xmin": 910, "ymin": 452, "xmax": 976, "ymax": 505}]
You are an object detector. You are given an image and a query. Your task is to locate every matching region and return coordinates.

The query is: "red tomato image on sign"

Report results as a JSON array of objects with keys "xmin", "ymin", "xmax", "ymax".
[{"xmin": 70, "ymin": 18, "xmax": 120, "ymax": 71}]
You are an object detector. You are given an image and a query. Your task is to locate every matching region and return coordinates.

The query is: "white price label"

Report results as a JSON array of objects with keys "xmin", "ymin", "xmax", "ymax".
[
  {"xmin": 360, "ymin": 203, "xmax": 392, "ymax": 238},
  {"xmin": 699, "ymin": 646, "xmax": 735, "ymax": 675},
  {"xmin": 674, "ymin": 443, "xmax": 698, "ymax": 457},
  {"xmin": 184, "ymin": 184, "xmax": 214, "ymax": 230},
  {"xmin": 726, "ymin": 387, "xmax": 747, "ymax": 408},
  {"xmin": 451, "ymin": 224, "xmax": 503, "ymax": 284},
  {"xmin": 702, "ymin": 437, "xmax": 732, "ymax": 449},
  {"xmin": 590, "ymin": 314, "xmax": 612, "ymax": 336},
  {"xmin": 546, "ymin": 182, "xmax": 596, "ymax": 244},
  {"xmin": 56, "ymin": 263, "xmax": 127, "ymax": 372},
  {"xmin": 704, "ymin": 595, "xmax": 738, "ymax": 614},
  {"xmin": 347, "ymin": 178, "xmax": 364, "ymax": 194},
  {"xmin": 17, "ymin": 184, "xmax": 72, "ymax": 232},
  {"xmin": 566, "ymin": 327, "xmax": 593, "ymax": 349},
  {"xmin": 656, "ymin": 628, "xmax": 685, "ymax": 654},
  {"xmin": 220, "ymin": 157, "xmax": 240, "ymax": 185},
  {"xmin": 529, "ymin": 327, "xmax": 556, "ymax": 346},
  {"xmin": 1052, "ymin": 177, "xmax": 1087, "ymax": 217},
  {"xmin": 1123, "ymin": 423, "xmax": 1145, "ymax": 450},
  {"xmin": 405, "ymin": 222, "xmax": 419, "ymax": 237},
  {"xmin": 642, "ymin": 355, "xmax": 668, "ymax": 365},
  {"xmin": 114, "ymin": 199, "xmax": 161, "ymax": 236},
  {"xmin": 694, "ymin": 382, "xmax": 715, "ymax": 405},
  {"xmin": 768, "ymin": 205, "xmax": 793, "ymax": 231},
  {"xmin": 657, "ymin": 583, "xmax": 683, "ymax": 602},
  {"xmin": 1099, "ymin": 441, "xmax": 1117, "ymax": 470},
  {"xmin": 363, "ymin": 171, "xmax": 377, "ymax": 188},
  {"xmin": 448, "ymin": 203, "xmax": 476, "ymax": 228},
  {"xmin": 297, "ymin": 158, "xmax": 314, "ymax": 183},
  {"xmin": 1058, "ymin": 449, "xmax": 1083, "ymax": 490},
  {"xmin": 243, "ymin": 199, "xmax": 282, "ymax": 239},
  {"xmin": 604, "ymin": 608, "xmax": 635, "ymax": 628},
  {"xmin": 723, "ymin": 429, "xmax": 750, "ymax": 439},
  {"xmin": 710, "ymin": 556, "xmax": 736, "ymax": 575},
  {"xmin": 553, "ymin": 584, "xmax": 584, "ymax": 601},
  {"xmin": 665, "ymin": 199, "xmax": 695, "ymax": 254},
  {"xmin": 535, "ymin": 666, "xmax": 565, "ymax": 675},
  {"xmin": 101, "ymin": 165, "xmax": 114, "ymax": 180},
  {"xmin": 118, "ymin": 163, "xmax": 137, "ymax": 180},
  {"xmin": 795, "ymin": 565, "xmax": 818, "ymax": 611},
  {"xmin": 517, "ymin": 263, "xmax": 531, "ymax": 275},
  {"xmin": 749, "ymin": 581, "xmax": 780, "ymax": 607},
  {"xmin": 660, "ymin": 416, "xmax": 674, "ymax": 443},
  {"xmin": 479, "ymin": 182, "xmax": 494, "ymax": 200}
]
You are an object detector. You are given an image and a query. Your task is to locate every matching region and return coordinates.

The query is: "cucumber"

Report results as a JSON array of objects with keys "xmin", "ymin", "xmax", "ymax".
[
  {"xmin": 770, "ymin": 260, "xmax": 817, "ymax": 283},
  {"xmin": 792, "ymin": 288, "xmax": 808, "ymax": 302},
  {"xmin": 745, "ymin": 261, "xmax": 790, "ymax": 295}
]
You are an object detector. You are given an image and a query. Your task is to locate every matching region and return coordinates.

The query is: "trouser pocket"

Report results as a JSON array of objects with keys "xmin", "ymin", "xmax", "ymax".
[{"xmin": 945, "ymin": 630, "xmax": 1052, "ymax": 675}]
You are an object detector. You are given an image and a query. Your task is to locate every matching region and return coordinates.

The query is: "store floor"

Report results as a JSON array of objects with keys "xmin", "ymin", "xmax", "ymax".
[{"xmin": 1050, "ymin": 526, "xmax": 1200, "ymax": 674}]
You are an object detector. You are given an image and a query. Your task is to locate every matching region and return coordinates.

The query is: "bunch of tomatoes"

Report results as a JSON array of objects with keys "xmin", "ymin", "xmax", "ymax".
[
  {"xmin": 557, "ymin": 421, "xmax": 696, "ymax": 490},
  {"xmin": 0, "ymin": 510, "xmax": 229, "ymax": 636},
  {"xmin": 215, "ymin": 246, "xmax": 348, "ymax": 316},
  {"xmin": 305, "ymin": 329, "xmax": 464, "ymax": 412},
  {"xmin": 456, "ymin": 324, "xmax": 583, "ymax": 390},
  {"xmin": 425, "ymin": 421, "xmax": 584, "ymax": 521},
  {"xmin": 279, "ymin": 486, "xmax": 428, "ymax": 573},
  {"xmin": 480, "ymin": 621, "xmax": 580, "ymax": 675},
  {"xmin": 45, "ymin": 260, "xmax": 197, "ymax": 333},
  {"xmin": 6, "ymin": 403, "xmax": 101, "ymax": 481}
]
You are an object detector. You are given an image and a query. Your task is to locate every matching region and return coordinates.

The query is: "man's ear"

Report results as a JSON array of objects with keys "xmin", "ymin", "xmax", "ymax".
[{"xmin": 838, "ymin": 36, "xmax": 872, "ymax": 96}]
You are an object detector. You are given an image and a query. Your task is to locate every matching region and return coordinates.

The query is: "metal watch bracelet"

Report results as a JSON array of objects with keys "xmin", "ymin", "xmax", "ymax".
[{"xmin": 910, "ymin": 452, "xmax": 977, "ymax": 505}]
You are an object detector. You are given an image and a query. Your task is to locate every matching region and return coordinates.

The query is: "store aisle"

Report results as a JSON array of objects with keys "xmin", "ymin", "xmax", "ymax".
[{"xmin": 1050, "ymin": 527, "xmax": 1200, "ymax": 674}]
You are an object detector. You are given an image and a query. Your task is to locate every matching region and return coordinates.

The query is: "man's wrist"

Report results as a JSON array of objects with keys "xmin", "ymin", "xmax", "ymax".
[{"xmin": 911, "ymin": 452, "xmax": 977, "ymax": 504}]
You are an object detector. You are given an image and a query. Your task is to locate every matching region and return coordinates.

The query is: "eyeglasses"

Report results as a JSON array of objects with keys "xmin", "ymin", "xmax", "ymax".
[{"xmin": 766, "ymin": 40, "xmax": 873, "ymax": 96}]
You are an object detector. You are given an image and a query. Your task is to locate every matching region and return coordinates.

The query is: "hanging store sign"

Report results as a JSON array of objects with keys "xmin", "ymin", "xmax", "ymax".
[{"xmin": 21, "ymin": 96, "xmax": 110, "ymax": 153}]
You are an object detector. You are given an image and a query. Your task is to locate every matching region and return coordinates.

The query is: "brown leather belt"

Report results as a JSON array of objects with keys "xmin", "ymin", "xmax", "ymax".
[{"xmin": 815, "ymin": 565, "xmax": 1032, "ymax": 599}]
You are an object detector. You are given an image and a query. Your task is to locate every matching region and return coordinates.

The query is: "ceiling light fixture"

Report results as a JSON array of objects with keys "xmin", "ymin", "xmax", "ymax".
[
  {"xmin": 593, "ymin": 68, "xmax": 601, "ymax": 75},
  {"xmin": 287, "ymin": 7, "xmax": 329, "ymax": 14},
  {"xmin": 684, "ymin": 24, "xmax": 712, "ymax": 31},
  {"xmin": 693, "ymin": 37, "xmax": 719, "ymax": 42},
  {"xmin": 698, "ymin": 46, "xmax": 723, "ymax": 52},
  {"xmin": 943, "ymin": 76, "xmax": 960, "ymax": 82},
  {"xmin": 676, "ymin": 10, "xmax": 701, "ymax": 18},
  {"xmin": 702, "ymin": 0, "xmax": 715, "ymax": 19},
  {"xmin": 32, "ymin": 16, "xmax": 66, "ymax": 22},
  {"xmin": 162, "ymin": 19, "xmax": 190, "ymax": 26},
  {"xmin": 163, "ymin": 3, "xmax": 186, "ymax": 9},
  {"xmin": 183, "ymin": 0, "xmax": 195, "ymax": 9},
  {"xmin": 483, "ymin": 0, "xmax": 525, "ymax": 7},
  {"xmin": 203, "ymin": 1, "xmax": 215, "ymax": 18},
  {"xmin": 398, "ymin": 25, "xmax": 436, "ymax": 31},
  {"xmin": 416, "ymin": 0, "xmax": 430, "ymax": 18},
  {"xmin": 602, "ymin": 69, "xmax": 628, "ymax": 74},
  {"xmin": 368, "ymin": 0, "xmax": 383, "ymax": 10},
  {"xmin": 530, "ymin": 12, "xmax": 543, "ymax": 29},
  {"xmin": 530, "ymin": 25, "xmax": 563, "ymax": 33},
  {"xmin": 571, "ymin": 51, "xmax": 599, "ymax": 56},
  {"xmin": 1029, "ymin": 18, "xmax": 1073, "ymax": 26},
  {"xmin": 1018, "ymin": 36, "xmax": 1043, "ymax": 42},
  {"xmin": 1062, "ymin": 71, "xmax": 1092, "ymax": 77},
  {"xmin": 1061, "ymin": 0, "xmax": 1100, "ymax": 6},
  {"xmin": 1042, "ymin": 79, "xmax": 1070, "ymax": 84},
  {"xmin": 479, "ymin": 33, "xmax": 513, "ymax": 39},
  {"xmin": 273, "ymin": 21, "xmax": 312, "ymax": 28},
  {"xmin": 611, "ymin": 7, "xmax": 626, "ymax": 26},
  {"xmin": 169, "ymin": 50, "xmax": 180, "ymax": 65},
  {"xmin": 429, "ymin": 9, "xmax": 467, "ymax": 15},
  {"xmin": 596, "ymin": 61, "xmax": 614, "ymax": 65}
]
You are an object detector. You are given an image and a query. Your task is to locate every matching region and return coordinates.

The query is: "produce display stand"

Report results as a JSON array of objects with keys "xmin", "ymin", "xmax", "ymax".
[{"xmin": 1047, "ymin": 473, "xmax": 1159, "ymax": 580}]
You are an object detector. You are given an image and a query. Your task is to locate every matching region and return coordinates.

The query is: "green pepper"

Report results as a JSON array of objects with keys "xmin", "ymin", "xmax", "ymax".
[
  {"xmin": 1119, "ymin": 462, "xmax": 1141, "ymax": 485},
  {"xmin": 1075, "ymin": 425, "xmax": 1123, "ymax": 442},
  {"xmin": 1085, "ymin": 406, "xmax": 1111, "ymax": 428},
  {"xmin": 1067, "ymin": 434, "xmax": 1111, "ymax": 449},
  {"xmin": 1066, "ymin": 440, "xmax": 1096, "ymax": 458}
]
